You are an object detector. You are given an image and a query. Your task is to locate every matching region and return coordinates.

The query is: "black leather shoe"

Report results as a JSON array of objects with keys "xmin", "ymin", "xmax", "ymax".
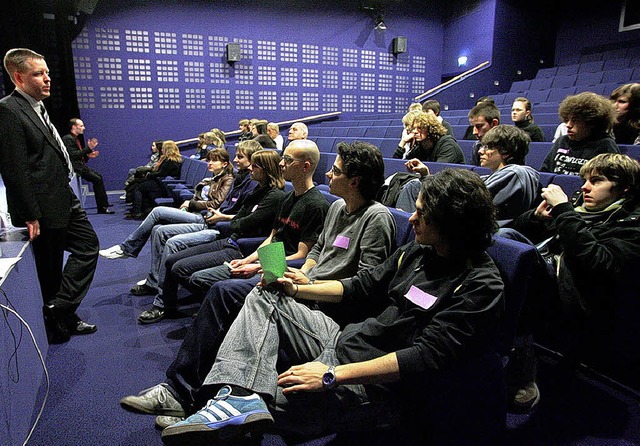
[
  {"xmin": 98, "ymin": 208, "xmax": 115, "ymax": 214},
  {"xmin": 138, "ymin": 306, "xmax": 165, "ymax": 324},
  {"xmin": 130, "ymin": 283, "xmax": 157, "ymax": 296},
  {"xmin": 43, "ymin": 305, "xmax": 71, "ymax": 344},
  {"xmin": 71, "ymin": 320, "xmax": 98, "ymax": 335}
]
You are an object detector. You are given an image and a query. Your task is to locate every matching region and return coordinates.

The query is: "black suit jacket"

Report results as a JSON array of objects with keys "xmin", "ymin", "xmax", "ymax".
[
  {"xmin": 63, "ymin": 133, "xmax": 93, "ymax": 171},
  {"xmin": 0, "ymin": 91, "xmax": 73, "ymax": 228}
]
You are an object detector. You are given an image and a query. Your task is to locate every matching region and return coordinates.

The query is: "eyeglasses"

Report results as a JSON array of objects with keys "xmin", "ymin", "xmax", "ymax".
[
  {"xmin": 478, "ymin": 145, "xmax": 496, "ymax": 153},
  {"xmin": 282, "ymin": 155, "xmax": 306, "ymax": 165},
  {"xmin": 251, "ymin": 163, "xmax": 263, "ymax": 170},
  {"xmin": 330, "ymin": 165, "xmax": 343, "ymax": 176}
]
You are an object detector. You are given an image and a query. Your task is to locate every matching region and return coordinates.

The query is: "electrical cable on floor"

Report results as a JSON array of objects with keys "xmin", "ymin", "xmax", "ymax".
[
  {"xmin": 0, "ymin": 301, "xmax": 50, "ymax": 446},
  {"xmin": 0, "ymin": 287, "xmax": 23, "ymax": 383}
]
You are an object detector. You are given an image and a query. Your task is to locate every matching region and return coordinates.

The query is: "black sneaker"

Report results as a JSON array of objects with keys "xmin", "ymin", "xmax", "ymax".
[
  {"xmin": 138, "ymin": 306, "xmax": 165, "ymax": 324},
  {"xmin": 130, "ymin": 283, "xmax": 157, "ymax": 296}
]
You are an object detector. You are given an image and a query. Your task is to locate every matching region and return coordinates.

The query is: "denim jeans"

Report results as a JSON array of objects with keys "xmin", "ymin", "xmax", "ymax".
[
  {"xmin": 145, "ymin": 225, "xmax": 217, "ymax": 290},
  {"xmin": 203, "ymin": 287, "xmax": 343, "ymax": 398},
  {"xmin": 165, "ymin": 278, "xmax": 259, "ymax": 411},
  {"xmin": 120, "ymin": 206, "xmax": 206, "ymax": 258},
  {"xmin": 152, "ymin": 238, "xmax": 244, "ymax": 309}
]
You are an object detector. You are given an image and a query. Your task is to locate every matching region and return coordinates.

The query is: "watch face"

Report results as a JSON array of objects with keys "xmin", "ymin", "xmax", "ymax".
[{"xmin": 323, "ymin": 367, "xmax": 336, "ymax": 388}]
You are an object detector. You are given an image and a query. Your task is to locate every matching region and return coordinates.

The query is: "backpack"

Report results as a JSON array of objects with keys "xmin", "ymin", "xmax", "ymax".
[{"xmin": 377, "ymin": 172, "xmax": 419, "ymax": 207}]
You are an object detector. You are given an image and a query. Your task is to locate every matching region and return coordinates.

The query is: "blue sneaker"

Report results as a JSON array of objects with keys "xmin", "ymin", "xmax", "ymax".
[{"xmin": 161, "ymin": 386, "xmax": 273, "ymax": 445}]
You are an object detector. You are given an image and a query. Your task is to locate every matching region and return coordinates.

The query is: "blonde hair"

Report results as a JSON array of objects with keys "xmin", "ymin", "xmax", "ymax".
[
  {"xmin": 412, "ymin": 112, "xmax": 448, "ymax": 140},
  {"xmin": 159, "ymin": 140, "xmax": 182, "ymax": 163}
]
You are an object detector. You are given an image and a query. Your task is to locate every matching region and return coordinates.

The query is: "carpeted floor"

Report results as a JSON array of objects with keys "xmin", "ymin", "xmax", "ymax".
[{"xmin": 26, "ymin": 194, "xmax": 640, "ymax": 446}]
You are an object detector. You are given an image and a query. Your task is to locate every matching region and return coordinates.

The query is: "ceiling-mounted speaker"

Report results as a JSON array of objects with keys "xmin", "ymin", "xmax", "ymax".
[{"xmin": 392, "ymin": 36, "xmax": 407, "ymax": 55}]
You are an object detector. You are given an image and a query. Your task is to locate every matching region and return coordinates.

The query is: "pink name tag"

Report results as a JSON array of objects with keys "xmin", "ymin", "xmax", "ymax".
[
  {"xmin": 333, "ymin": 235, "xmax": 350, "ymax": 249},
  {"xmin": 252, "ymin": 204, "xmax": 259, "ymax": 212},
  {"xmin": 232, "ymin": 197, "xmax": 238, "ymax": 202},
  {"xmin": 404, "ymin": 285, "xmax": 438, "ymax": 310}
]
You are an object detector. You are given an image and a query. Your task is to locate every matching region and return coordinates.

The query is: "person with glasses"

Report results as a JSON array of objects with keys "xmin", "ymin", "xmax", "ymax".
[
  {"xmin": 120, "ymin": 141, "xmax": 397, "ymax": 431},
  {"xmin": 159, "ymin": 169, "xmax": 505, "ymax": 445},
  {"xmin": 186, "ymin": 139, "xmax": 329, "ymax": 293},
  {"xmin": 134, "ymin": 140, "xmax": 328, "ymax": 324},
  {"xmin": 134, "ymin": 149, "xmax": 286, "ymax": 324}
]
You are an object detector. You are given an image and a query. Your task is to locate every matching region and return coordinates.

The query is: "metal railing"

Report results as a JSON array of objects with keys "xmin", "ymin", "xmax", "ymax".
[
  {"xmin": 413, "ymin": 61, "xmax": 490, "ymax": 102},
  {"xmin": 174, "ymin": 111, "xmax": 342, "ymax": 146}
]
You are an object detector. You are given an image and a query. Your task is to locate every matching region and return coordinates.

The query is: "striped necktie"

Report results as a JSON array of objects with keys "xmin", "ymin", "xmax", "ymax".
[{"xmin": 39, "ymin": 103, "xmax": 75, "ymax": 178}]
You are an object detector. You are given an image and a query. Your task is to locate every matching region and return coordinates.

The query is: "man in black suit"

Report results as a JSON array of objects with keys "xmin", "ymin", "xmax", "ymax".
[
  {"xmin": 0, "ymin": 48, "xmax": 99, "ymax": 343},
  {"xmin": 63, "ymin": 118, "xmax": 113, "ymax": 214}
]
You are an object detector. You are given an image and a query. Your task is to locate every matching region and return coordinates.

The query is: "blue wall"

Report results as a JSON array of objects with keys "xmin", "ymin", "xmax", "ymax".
[
  {"xmin": 555, "ymin": 1, "xmax": 640, "ymax": 65},
  {"xmin": 441, "ymin": 0, "xmax": 495, "ymax": 77},
  {"xmin": 73, "ymin": 0, "xmax": 445, "ymax": 189}
]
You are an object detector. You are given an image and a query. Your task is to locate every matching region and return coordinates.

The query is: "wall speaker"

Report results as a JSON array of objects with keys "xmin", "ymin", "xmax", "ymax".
[
  {"xmin": 226, "ymin": 43, "xmax": 241, "ymax": 63},
  {"xmin": 392, "ymin": 36, "xmax": 407, "ymax": 55}
]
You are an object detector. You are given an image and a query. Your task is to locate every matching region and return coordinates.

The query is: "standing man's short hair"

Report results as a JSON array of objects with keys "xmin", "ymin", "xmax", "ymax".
[
  {"xmin": 3, "ymin": 48, "xmax": 45, "ymax": 83},
  {"xmin": 336, "ymin": 141, "xmax": 385, "ymax": 201},
  {"xmin": 419, "ymin": 169, "xmax": 497, "ymax": 256}
]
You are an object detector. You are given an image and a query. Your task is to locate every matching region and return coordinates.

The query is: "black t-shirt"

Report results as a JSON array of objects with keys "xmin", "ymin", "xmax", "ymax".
[{"xmin": 272, "ymin": 187, "xmax": 329, "ymax": 255}]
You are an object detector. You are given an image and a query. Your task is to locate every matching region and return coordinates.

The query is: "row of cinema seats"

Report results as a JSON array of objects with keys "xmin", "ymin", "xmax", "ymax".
[
  {"xmin": 310, "ymin": 132, "xmax": 640, "ymax": 171},
  {"xmin": 170, "ymin": 149, "xmax": 588, "ymax": 215},
  {"xmin": 313, "ymin": 151, "xmax": 586, "ymax": 198}
]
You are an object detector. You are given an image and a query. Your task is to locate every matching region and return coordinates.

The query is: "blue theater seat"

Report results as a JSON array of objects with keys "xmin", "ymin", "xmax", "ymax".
[{"xmin": 551, "ymin": 173, "xmax": 584, "ymax": 196}]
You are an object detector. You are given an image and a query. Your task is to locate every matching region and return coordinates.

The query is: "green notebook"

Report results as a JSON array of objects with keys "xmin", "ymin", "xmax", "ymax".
[{"xmin": 257, "ymin": 241, "xmax": 287, "ymax": 284}]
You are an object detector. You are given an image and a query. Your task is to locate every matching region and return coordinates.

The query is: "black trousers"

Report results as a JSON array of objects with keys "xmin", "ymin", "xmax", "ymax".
[
  {"xmin": 165, "ymin": 277, "xmax": 258, "ymax": 413},
  {"xmin": 77, "ymin": 165, "xmax": 110, "ymax": 210},
  {"xmin": 31, "ymin": 194, "xmax": 99, "ymax": 318}
]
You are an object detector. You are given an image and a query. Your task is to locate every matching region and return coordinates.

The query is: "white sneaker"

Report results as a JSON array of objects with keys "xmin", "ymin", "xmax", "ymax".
[
  {"xmin": 99, "ymin": 245, "xmax": 127, "ymax": 259},
  {"xmin": 155, "ymin": 415, "xmax": 184, "ymax": 430},
  {"xmin": 119, "ymin": 194, "xmax": 126, "ymax": 200}
]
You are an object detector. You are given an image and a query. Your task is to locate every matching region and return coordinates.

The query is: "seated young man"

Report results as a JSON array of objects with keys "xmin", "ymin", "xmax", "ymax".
[
  {"xmin": 399, "ymin": 125, "xmax": 540, "ymax": 227},
  {"xmin": 541, "ymin": 92, "xmax": 619, "ymax": 175},
  {"xmin": 160, "ymin": 169, "xmax": 505, "ymax": 445},
  {"xmin": 508, "ymin": 153, "xmax": 640, "ymax": 408},
  {"xmin": 119, "ymin": 142, "xmax": 397, "ymax": 427}
]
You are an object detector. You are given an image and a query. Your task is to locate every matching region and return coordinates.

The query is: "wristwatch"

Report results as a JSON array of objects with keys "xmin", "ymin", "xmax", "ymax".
[{"xmin": 322, "ymin": 365, "xmax": 337, "ymax": 390}]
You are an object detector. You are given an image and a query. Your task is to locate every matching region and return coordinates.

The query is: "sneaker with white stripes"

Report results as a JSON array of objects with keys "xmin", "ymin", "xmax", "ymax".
[{"xmin": 161, "ymin": 386, "xmax": 273, "ymax": 445}]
